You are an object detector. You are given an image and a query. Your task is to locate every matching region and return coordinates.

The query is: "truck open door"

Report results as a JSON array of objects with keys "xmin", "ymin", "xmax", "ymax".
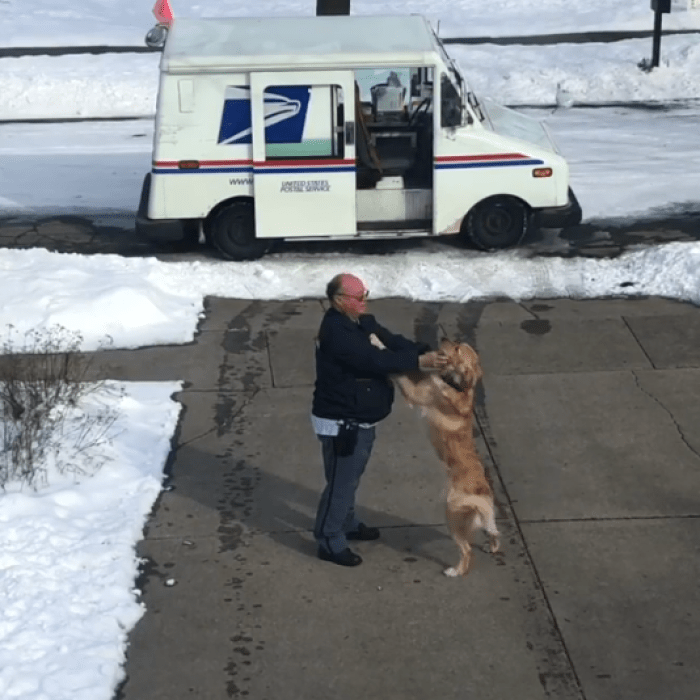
[{"xmin": 249, "ymin": 71, "xmax": 357, "ymax": 238}]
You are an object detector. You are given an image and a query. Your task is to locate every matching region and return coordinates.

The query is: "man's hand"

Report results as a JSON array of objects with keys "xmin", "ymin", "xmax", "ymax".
[
  {"xmin": 418, "ymin": 351, "xmax": 449, "ymax": 369},
  {"xmin": 369, "ymin": 333, "xmax": 386, "ymax": 350},
  {"xmin": 371, "ymin": 334, "xmax": 447, "ymax": 370}
]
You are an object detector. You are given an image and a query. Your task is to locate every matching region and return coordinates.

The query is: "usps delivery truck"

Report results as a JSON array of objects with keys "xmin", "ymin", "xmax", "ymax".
[{"xmin": 136, "ymin": 15, "xmax": 581, "ymax": 260}]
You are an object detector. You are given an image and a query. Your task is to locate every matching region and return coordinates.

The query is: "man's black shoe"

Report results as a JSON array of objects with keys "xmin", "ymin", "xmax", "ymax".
[
  {"xmin": 346, "ymin": 523, "xmax": 380, "ymax": 541},
  {"xmin": 318, "ymin": 547, "xmax": 363, "ymax": 567}
]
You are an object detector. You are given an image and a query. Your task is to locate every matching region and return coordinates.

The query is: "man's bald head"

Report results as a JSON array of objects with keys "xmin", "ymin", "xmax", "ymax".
[
  {"xmin": 326, "ymin": 273, "xmax": 368, "ymax": 320},
  {"xmin": 326, "ymin": 273, "xmax": 366, "ymax": 301}
]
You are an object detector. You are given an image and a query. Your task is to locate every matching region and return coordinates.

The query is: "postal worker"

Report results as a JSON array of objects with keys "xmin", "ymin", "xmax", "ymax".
[{"xmin": 311, "ymin": 273, "xmax": 446, "ymax": 566}]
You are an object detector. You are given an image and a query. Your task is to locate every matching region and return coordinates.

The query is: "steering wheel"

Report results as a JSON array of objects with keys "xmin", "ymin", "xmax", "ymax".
[{"xmin": 408, "ymin": 98, "xmax": 431, "ymax": 127}]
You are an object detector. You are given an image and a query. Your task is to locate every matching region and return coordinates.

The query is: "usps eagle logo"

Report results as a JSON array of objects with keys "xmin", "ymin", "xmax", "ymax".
[{"xmin": 218, "ymin": 86, "xmax": 310, "ymax": 145}]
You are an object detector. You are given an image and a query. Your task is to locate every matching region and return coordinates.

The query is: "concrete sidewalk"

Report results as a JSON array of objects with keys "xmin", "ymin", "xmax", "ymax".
[{"xmin": 107, "ymin": 295, "xmax": 700, "ymax": 700}]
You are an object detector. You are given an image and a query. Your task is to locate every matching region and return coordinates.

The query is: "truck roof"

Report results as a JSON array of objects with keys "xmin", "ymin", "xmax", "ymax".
[{"xmin": 161, "ymin": 15, "xmax": 442, "ymax": 72}]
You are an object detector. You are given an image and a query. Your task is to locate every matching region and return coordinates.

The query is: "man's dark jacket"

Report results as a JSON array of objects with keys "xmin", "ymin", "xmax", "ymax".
[{"xmin": 312, "ymin": 308, "xmax": 429, "ymax": 424}]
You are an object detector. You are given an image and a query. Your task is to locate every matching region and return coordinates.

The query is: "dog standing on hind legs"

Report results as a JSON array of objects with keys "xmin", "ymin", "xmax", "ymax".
[{"xmin": 370, "ymin": 334, "xmax": 500, "ymax": 577}]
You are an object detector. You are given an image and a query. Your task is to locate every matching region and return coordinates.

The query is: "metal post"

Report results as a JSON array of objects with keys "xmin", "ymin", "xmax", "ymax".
[
  {"xmin": 316, "ymin": 0, "xmax": 350, "ymax": 15},
  {"xmin": 651, "ymin": 8, "xmax": 663, "ymax": 68}
]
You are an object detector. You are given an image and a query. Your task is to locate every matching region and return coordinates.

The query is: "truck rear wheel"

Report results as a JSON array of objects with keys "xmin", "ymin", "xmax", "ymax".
[
  {"xmin": 464, "ymin": 196, "xmax": 529, "ymax": 250},
  {"xmin": 208, "ymin": 201, "xmax": 271, "ymax": 261}
]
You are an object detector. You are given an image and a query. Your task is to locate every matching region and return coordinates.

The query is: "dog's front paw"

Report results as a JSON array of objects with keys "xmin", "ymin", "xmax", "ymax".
[{"xmin": 443, "ymin": 566, "xmax": 459, "ymax": 577}]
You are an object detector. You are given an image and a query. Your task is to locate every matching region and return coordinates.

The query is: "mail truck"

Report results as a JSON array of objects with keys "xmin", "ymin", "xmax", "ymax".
[{"xmin": 136, "ymin": 15, "xmax": 581, "ymax": 260}]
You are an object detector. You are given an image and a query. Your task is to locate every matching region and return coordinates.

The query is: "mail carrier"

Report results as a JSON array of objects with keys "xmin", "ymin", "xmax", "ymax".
[{"xmin": 136, "ymin": 15, "xmax": 581, "ymax": 260}]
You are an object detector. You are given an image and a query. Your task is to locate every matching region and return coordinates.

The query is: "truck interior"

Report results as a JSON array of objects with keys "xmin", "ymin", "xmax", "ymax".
[{"xmin": 354, "ymin": 67, "xmax": 435, "ymax": 192}]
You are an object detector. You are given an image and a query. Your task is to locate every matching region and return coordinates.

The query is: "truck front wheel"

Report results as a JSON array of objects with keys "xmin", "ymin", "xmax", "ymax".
[
  {"xmin": 463, "ymin": 196, "xmax": 529, "ymax": 250},
  {"xmin": 208, "ymin": 201, "xmax": 271, "ymax": 261}
]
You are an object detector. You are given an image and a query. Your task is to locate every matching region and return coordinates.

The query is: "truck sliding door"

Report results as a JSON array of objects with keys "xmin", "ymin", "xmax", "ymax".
[{"xmin": 250, "ymin": 71, "xmax": 356, "ymax": 238}]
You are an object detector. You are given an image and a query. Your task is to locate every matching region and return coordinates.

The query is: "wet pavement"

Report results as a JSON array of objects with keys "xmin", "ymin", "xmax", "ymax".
[
  {"xmin": 1, "ymin": 211, "xmax": 699, "ymax": 261},
  {"xmin": 76, "ymin": 294, "xmax": 700, "ymax": 700}
]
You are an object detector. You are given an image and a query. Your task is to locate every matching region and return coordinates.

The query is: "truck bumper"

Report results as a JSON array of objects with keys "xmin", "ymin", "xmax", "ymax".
[
  {"xmin": 135, "ymin": 173, "xmax": 186, "ymax": 242},
  {"xmin": 533, "ymin": 187, "xmax": 582, "ymax": 229}
]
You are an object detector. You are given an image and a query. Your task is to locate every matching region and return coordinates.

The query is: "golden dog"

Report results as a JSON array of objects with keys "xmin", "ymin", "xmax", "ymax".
[{"xmin": 371, "ymin": 335, "xmax": 500, "ymax": 577}]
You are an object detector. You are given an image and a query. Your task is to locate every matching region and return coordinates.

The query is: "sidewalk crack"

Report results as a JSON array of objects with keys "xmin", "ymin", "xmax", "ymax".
[
  {"xmin": 519, "ymin": 301, "xmax": 539, "ymax": 320},
  {"xmin": 475, "ymin": 404, "xmax": 586, "ymax": 700},
  {"xmin": 264, "ymin": 331, "xmax": 276, "ymax": 388},
  {"xmin": 631, "ymin": 370, "xmax": 700, "ymax": 463},
  {"xmin": 622, "ymin": 316, "xmax": 656, "ymax": 368}
]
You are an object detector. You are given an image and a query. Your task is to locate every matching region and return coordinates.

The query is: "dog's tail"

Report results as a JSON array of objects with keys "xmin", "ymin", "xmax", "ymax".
[{"xmin": 448, "ymin": 491, "xmax": 500, "ymax": 551}]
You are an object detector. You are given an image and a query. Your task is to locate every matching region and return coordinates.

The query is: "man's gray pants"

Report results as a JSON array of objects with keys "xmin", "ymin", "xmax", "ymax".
[{"xmin": 314, "ymin": 426, "xmax": 376, "ymax": 555}]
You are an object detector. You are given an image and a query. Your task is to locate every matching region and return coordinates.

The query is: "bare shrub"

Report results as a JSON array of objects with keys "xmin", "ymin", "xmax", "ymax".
[{"xmin": 0, "ymin": 325, "xmax": 121, "ymax": 489}]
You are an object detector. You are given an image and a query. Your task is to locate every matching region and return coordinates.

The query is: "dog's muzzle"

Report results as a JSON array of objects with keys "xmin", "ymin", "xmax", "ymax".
[{"xmin": 441, "ymin": 369, "xmax": 468, "ymax": 392}]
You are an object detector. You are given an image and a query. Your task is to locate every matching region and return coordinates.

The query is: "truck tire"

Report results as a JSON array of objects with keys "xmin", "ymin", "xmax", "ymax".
[
  {"xmin": 464, "ymin": 196, "xmax": 529, "ymax": 250},
  {"xmin": 208, "ymin": 201, "xmax": 270, "ymax": 261}
]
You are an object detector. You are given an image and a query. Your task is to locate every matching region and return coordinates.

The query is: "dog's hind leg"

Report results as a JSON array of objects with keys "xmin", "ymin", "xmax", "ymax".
[
  {"xmin": 458, "ymin": 492, "xmax": 501, "ymax": 556},
  {"xmin": 487, "ymin": 527, "xmax": 500, "ymax": 555},
  {"xmin": 443, "ymin": 506, "xmax": 474, "ymax": 577},
  {"xmin": 481, "ymin": 503, "xmax": 501, "ymax": 554}
]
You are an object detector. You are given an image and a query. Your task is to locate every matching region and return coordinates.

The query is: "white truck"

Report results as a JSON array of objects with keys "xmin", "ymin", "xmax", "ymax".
[{"xmin": 136, "ymin": 14, "xmax": 581, "ymax": 260}]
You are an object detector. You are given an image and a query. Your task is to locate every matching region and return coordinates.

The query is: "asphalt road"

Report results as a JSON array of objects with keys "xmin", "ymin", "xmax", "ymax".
[
  {"xmin": 1, "ymin": 209, "xmax": 699, "ymax": 262},
  {"xmin": 2, "ymin": 28, "xmax": 698, "ymax": 58}
]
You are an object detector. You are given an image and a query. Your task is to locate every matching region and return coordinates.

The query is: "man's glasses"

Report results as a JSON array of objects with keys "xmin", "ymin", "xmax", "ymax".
[{"xmin": 339, "ymin": 290, "xmax": 369, "ymax": 302}]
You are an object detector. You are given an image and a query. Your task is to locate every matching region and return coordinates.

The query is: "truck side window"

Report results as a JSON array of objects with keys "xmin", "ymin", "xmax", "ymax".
[
  {"xmin": 355, "ymin": 68, "xmax": 410, "ymax": 124},
  {"xmin": 264, "ymin": 85, "xmax": 344, "ymax": 160},
  {"xmin": 217, "ymin": 84, "xmax": 345, "ymax": 159},
  {"xmin": 440, "ymin": 74, "xmax": 461, "ymax": 128}
]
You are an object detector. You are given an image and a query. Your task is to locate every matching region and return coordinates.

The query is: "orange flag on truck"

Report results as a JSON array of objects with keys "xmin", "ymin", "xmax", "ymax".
[{"xmin": 153, "ymin": 0, "xmax": 174, "ymax": 25}]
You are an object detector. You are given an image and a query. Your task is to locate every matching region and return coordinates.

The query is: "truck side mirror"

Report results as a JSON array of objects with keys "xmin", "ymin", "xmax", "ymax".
[
  {"xmin": 440, "ymin": 75, "xmax": 462, "ymax": 128},
  {"xmin": 651, "ymin": 0, "xmax": 671, "ymax": 12},
  {"xmin": 145, "ymin": 24, "xmax": 168, "ymax": 48},
  {"xmin": 443, "ymin": 104, "xmax": 462, "ymax": 127}
]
